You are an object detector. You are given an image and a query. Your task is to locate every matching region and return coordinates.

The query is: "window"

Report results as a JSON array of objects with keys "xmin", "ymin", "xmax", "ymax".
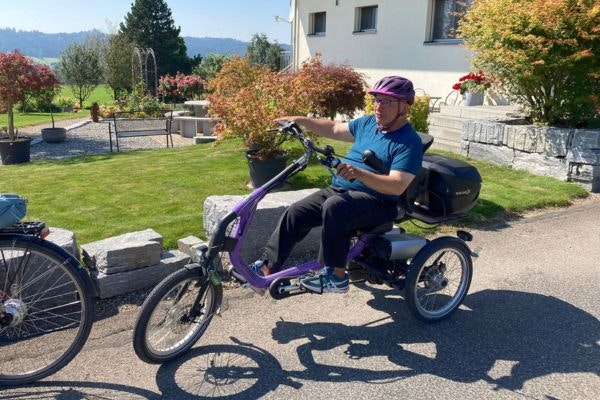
[
  {"xmin": 431, "ymin": 0, "xmax": 471, "ymax": 41},
  {"xmin": 355, "ymin": 5, "xmax": 378, "ymax": 33},
  {"xmin": 309, "ymin": 12, "xmax": 326, "ymax": 35}
]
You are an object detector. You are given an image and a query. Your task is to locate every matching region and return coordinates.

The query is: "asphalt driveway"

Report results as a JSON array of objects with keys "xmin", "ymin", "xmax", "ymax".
[{"xmin": 2, "ymin": 196, "xmax": 599, "ymax": 400}]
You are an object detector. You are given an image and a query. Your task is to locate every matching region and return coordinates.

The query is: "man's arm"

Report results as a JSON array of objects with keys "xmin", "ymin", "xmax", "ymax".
[
  {"xmin": 277, "ymin": 116, "xmax": 354, "ymax": 142},
  {"xmin": 336, "ymin": 165, "xmax": 416, "ymax": 196}
]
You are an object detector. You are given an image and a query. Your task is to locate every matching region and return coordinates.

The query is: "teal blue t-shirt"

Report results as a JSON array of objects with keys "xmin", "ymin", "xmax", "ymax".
[{"xmin": 331, "ymin": 115, "xmax": 423, "ymax": 201}]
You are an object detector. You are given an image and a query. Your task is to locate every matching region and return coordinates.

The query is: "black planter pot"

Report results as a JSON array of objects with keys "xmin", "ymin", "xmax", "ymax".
[
  {"xmin": 245, "ymin": 150, "xmax": 289, "ymax": 188},
  {"xmin": 41, "ymin": 127, "xmax": 67, "ymax": 143},
  {"xmin": 0, "ymin": 137, "xmax": 32, "ymax": 165}
]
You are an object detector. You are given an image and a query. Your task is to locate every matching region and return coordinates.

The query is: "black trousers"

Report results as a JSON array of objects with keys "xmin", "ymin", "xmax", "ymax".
[{"xmin": 264, "ymin": 187, "xmax": 398, "ymax": 272}]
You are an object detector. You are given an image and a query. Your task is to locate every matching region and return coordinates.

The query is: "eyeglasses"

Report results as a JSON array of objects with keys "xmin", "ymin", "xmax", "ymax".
[{"xmin": 373, "ymin": 98, "xmax": 399, "ymax": 107}]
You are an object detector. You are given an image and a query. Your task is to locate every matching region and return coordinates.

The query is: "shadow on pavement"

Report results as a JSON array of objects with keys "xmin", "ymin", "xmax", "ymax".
[{"xmin": 150, "ymin": 288, "xmax": 599, "ymax": 398}]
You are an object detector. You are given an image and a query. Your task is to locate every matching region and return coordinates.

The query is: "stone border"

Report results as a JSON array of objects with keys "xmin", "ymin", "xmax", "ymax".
[{"xmin": 461, "ymin": 119, "xmax": 599, "ymax": 192}]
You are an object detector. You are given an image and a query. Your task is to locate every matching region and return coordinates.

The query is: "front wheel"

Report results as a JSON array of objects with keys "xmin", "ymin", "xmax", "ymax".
[
  {"xmin": 405, "ymin": 237, "xmax": 472, "ymax": 323},
  {"xmin": 133, "ymin": 265, "xmax": 222, "ymax": 364}
]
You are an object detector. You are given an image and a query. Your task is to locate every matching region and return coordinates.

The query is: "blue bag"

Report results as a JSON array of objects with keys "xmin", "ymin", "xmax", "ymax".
[{"xmin": 0, "ymin": 194, "xmax": 28, "ymax": 228}]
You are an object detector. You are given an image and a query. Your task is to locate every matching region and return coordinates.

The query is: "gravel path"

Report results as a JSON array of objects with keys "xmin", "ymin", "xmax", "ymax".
[{"xmin": 11, "ymin": 118, "xmax": 194, "ymax": 163}]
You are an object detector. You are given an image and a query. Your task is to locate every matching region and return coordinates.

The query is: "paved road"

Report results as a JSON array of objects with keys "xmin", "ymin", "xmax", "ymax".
[{"xmin": 3, "ymin": 198, "xmax": 600, "ymax": 399}]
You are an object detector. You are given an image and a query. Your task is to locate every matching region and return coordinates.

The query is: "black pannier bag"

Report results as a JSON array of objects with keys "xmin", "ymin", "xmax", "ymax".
[{"xmin": 404, "ymin": 154, "xmax": 482, "ymax": 224}]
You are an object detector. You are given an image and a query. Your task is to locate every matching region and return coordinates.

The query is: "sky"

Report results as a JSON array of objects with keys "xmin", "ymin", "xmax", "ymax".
[{"xmin": 0, "ymin": 0, "xmax": 293, "ymax": 44}]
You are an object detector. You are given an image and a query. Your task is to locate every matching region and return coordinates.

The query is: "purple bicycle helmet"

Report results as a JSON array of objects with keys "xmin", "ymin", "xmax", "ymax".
[{"xmin": 368, "ymin": 76, "xmax": 415, "ymax": 105}]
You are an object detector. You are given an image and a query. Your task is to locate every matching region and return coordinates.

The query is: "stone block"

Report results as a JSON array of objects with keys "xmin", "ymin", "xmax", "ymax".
[
  {"xmin": 513, "ymin": 151, "xmax": 568, "ymax": 181},
  {"xmin": 567, "ymin": 148, "xmax": 600, "ymax": 165},
  {"xmin": 90, "ymin": 250, "xmax": 191, "ymax": 299},
  {"xmin": 544, "ymin": 127, "xmax": 572, "ymax": 157},
  {"xmin": 505, "ymin": 124, "xmax": 542, "ymax": 153},
  {"xmin": 204, "ymin": 189, "xmax": 320, "ymax": 261},
  {"xmin": 46, "ymin": 227, "xmax": 79, "ymax": 259},
  {"xmin": 84, "ymin": 240, "xmax": 162, "ymax": 274},
  {"xmin": 177, "ymin": 235, "xmax": 204, "ymax": 255},
  {"xmin": 80, "ymin": 228, "xmax": 163, "ymax": 273},
  {"xmin": 570, "ymin": 129, "xmax": 600, "ymax": 150},
  {"xmin": 466, "ymin": 142, "xmax": 514, "ymax": 167}
]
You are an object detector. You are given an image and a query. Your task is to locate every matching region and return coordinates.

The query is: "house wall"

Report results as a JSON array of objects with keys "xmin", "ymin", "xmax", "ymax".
[{"xmin": 292, "ymin": 0, "xmax": 472, "ymax": 99}]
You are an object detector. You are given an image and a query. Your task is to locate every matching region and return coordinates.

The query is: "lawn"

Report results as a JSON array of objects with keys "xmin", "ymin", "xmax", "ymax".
[
  {"xmin": 1, "ymin": 85, "xmax": 115, "ymax": 131},
  {"xmin": 0, "ymin": 137, "xmax": 588, "ymax": 249},
  {"xmin": 59, "ymin": 84, "xmax": 115, "ymax": 107}
]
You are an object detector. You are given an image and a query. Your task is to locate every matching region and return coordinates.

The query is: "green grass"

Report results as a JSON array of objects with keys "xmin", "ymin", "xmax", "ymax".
[
  {"xmin": 0, "ymin": 112, "xmax": 84, "ymax": 131},
  {"xmin": 0, "ymin": 138, "xmax": 588, "ymax": 249},
  {"xmin": 59, "ymin": 84, "xmax": 115, "ymax": 107}
]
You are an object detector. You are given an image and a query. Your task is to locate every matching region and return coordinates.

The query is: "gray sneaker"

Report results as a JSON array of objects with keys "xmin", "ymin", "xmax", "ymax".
[{"xmin": 301, "ymin": 267, "xmax": 349, "ymax": 294}]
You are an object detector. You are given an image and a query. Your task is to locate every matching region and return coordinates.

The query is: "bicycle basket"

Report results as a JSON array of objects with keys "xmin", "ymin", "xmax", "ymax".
[{"xmin": 0, "ymin": 194, "xmax": 28, "ymax": 229}]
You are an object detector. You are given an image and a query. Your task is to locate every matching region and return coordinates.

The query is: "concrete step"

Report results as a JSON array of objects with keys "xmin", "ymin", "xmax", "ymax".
[
  {"xmin": 428, "ymin": 113, "xmax": 466, "ymax": 131},
  {"xmin": 439, "ymin": 105, "xmax": 521, "ymax": 120},
  {"xmin": 430, "ymin": 137, "xmax": 461, "ymax": 153},
  {"xmin": 428, "ymin": 125, "xmax": 462, "ymax": 143}
]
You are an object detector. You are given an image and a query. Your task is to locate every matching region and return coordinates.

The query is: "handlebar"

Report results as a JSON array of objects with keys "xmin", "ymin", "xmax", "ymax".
[{"xmin": 274, "ymin": 121, "xmax": 341, "ymax": 172}]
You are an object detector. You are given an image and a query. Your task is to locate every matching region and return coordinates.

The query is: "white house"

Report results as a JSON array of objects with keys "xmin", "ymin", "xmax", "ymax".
[{"xmin": 288, "ymin": 0, "xmax": 473, "ymax": 99}]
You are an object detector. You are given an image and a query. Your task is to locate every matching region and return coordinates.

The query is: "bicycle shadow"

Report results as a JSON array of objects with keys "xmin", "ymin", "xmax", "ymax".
[
  {"xmin": 151, "ymin": 288, "xmax": 599, "ymax": 398},
  {"xmin": 273, "ymin": 287, "xmax": 600, "ymax": 390},
  {"xmin": 0, "ymin": 380, "xmax": 160, "ymax": 399}
]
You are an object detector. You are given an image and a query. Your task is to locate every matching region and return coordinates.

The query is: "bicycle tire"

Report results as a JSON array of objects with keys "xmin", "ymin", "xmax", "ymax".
[
  {"xmin": 405, "ymin": 237, "xmax": 472, "ymax": 323},
  {"xmin": 133, "ymin": 265, "xmax": 222, "ymax": 364},
  {"xmin": 0, "ymin": 236, "xmax": 94, "ymax": 386}
]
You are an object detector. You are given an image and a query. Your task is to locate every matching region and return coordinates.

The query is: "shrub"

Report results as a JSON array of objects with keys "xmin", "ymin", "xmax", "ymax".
[
  {"xmin": 207, "ymin": 57, "xmax": 306, "ymax": 159},
  {"xmin": 293, "ymin": 56, "xmax": 366, "ymax": 120},
  {"xmin": 364, "ymin": 94, "xmax": 430, "ymax": 133},
  {"xmin": 458, "ymin": 0, "xmax": 600, "ymax": 127},
  {"xmin": 157, "ymin": 73, "xmax": 205, "ymax": 103}
]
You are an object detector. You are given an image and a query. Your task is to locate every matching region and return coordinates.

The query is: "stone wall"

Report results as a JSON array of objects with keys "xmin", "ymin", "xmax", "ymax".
[{"xmin": 461, "ymin": 119, "xmax": 600, "ymax": 192}]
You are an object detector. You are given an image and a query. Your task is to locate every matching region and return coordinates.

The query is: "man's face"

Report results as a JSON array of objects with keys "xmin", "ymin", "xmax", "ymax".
[{"xmin": 373, "ymin": 94, "xmax": 407, "ymax": 126}]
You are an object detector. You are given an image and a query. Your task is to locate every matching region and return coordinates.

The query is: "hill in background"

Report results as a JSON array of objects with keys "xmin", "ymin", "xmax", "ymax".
[{"xmin": 0, "ymin": 28, "xmax": 289, "ymax": 60}]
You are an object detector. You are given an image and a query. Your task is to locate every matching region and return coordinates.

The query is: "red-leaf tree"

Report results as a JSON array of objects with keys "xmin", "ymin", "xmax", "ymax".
[{"xmin": 0, "ymin": 51, "xmax": 59, "ymax": 141}]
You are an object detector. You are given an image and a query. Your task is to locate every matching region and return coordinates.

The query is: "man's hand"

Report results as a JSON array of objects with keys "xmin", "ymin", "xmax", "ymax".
[{"xmin": 336, "ymin": 162, "xmax": 361, "ymax": 181}]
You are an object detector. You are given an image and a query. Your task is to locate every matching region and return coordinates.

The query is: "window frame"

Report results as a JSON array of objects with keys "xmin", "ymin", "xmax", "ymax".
[
  {"xmin": 428, "ymin": 0, "xmax": 471, "ymax": 43},
  {"xmin": 309, "ymin": 11, "xmax": 327, "ymax": 36},
  {"xmin": 354, "ymin": 5, "xmax": 378, "ymax": 34}
]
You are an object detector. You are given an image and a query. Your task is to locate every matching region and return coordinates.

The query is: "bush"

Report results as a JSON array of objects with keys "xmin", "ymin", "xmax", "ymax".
[
  {"xmin": 364, "ymin": 94, "xmax": 430, "ymax": 133},
  {"xmin": 458, "ymin": 0, "xmax": 599, "ymax": 127},
  {"xmin": 207, "ymin": 57, "xmax": 306, "ymax": 159},
  {"xmin": 293, "ymin": 56, "xmax": 366, "ymax": 120}
]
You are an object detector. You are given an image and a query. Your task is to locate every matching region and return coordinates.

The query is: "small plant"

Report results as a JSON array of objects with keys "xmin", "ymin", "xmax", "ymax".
[
  {"xmin": 452, "ymin": 71, "xmax": 490, "ymax": 95},
  {"xmin": 55, "ymin": 96, "xmax": 76, "ymax": 111}
]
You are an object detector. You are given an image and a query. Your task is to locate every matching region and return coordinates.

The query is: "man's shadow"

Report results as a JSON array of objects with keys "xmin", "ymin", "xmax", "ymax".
[{"xmin": 272, "ymin": 287, "xmax": 600, "ymax": 390}]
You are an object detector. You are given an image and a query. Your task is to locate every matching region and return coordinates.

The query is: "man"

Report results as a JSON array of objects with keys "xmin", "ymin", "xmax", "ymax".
[{"xmin": 253, "ymin": 76, "xmax": 424, "ymax": 294}]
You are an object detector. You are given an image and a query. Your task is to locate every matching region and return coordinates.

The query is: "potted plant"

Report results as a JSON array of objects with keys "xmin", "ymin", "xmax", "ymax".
[
  {"xmin": 452, "ymin": 71, "xmax": 490, "ymax": 106},
  {"xmin": 41, "ymin": 111, "xmax": 67, "ymax": 143},
  {"xmin": 208, "ymin": 57, "xmax": 306, "ymax": 187},
  {"xmin": 0, "ymin": 51, "xmax": 59, "ymax": 164}
]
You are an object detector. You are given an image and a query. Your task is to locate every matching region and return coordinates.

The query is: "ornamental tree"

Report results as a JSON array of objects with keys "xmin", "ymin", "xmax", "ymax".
[
  {"xmin": 0, "ymin": 51, "xmax": 59, "ymax": 140},
  {"xmin": 458, "ymin": 0, "xmax": 599, "ymax": 127}
]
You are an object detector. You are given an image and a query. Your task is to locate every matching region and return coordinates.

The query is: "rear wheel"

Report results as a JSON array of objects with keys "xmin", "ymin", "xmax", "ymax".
[
  {"xmin": 405, "ymin": 237, "xmax": 472, "ymax": 323},
  {"xmin": 133, "ymin": 265, "xmax": 222, "ymax": 364},
  {"xmin": 0, "ymin": 237, "xmax": 94, "ymax": 386}
]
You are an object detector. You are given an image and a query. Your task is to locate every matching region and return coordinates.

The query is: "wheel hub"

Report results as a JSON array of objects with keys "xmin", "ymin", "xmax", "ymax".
[{"xmin": 2, "ymin": 298, "xmax": 28, "ymax": 327}]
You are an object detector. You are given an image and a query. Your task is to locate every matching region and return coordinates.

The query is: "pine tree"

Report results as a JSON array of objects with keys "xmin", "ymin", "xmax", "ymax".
[{"xmin": 119, "ymin": 0, "xmax": 190, "ymax": 77}]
